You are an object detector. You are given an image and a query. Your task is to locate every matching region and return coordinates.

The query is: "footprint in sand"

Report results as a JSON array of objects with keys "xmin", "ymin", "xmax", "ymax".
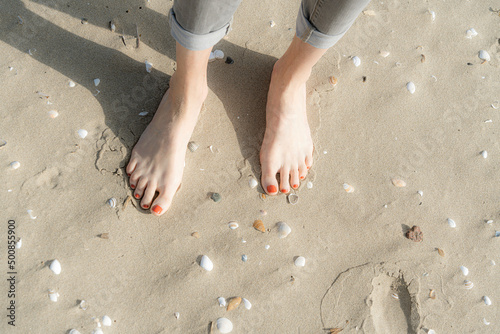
[{"xmin": 320, "ymin": 262, "xmax": 421, "ymax": 333}]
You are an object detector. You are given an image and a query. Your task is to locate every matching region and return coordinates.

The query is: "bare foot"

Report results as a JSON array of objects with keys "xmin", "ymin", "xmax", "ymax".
[
  {"xmin": 126, "ymin": 72, "xmax": 208, "ymax": 215},
  {"xmin": 260, "ymin": 59, "xmax": 314, "ymax": 194}
]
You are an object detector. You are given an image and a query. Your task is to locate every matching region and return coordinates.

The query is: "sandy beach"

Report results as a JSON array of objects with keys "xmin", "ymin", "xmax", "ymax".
[{"xmin": 1, "ymin": 0, "xmax": 499, "ymax": 333}]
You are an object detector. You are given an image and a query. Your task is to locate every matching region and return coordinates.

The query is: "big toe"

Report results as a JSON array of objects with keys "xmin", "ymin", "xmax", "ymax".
[{"xmin": 261, "ymin": 168, "xmax": 279, "ymax": 195}]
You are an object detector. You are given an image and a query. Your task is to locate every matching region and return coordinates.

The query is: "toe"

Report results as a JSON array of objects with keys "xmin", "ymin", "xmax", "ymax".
[
  {"xmin": 126, "ymin": 158, "xmax": 137, "ymax": 176},
  {"xmin": 305, "ymin": 154, "xmax": 313, "ymax": 170},
  {"xmin": 150, "ymin": 186, "xmax": 175, "ymax": 216},
  {"xmin": 279, "ymin": 168, "xmax": 290, "ymax": 193},
  {"xmin": 129, "ymin": 173, "xmax": 140, "ymax": 189},
  {"xmin": 140, "ymin": 182, "xmax": 157, "ymax": 210},
  {"xmin": 298, "ymin": 163, "xmax": 308, "ymax": 180},
  {"xmin": 134, "ymin": 178, "xmax": 148, "ymax": 199},
  {"xmin": 261, "ymin": 165, "xmax": 279, "ymax": 195},
  {"xmin": 290, "ymin": 168, "xmax": 300, "ymax": 190}
]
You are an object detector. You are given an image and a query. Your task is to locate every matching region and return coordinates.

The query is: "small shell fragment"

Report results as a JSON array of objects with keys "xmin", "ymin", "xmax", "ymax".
[
  {"xmin": 421, "ymin": 54, "xmax": 426, "ymax": 63},
  {"xmin": 241, "ymin": 254, "xmax": 247, "ymax": 262},
  {"xmin": 78, "ymin": 129, "xmax": 88, "ymax": 139},
  {"xmin": 218, "ymin": 297, "xmax": 227, "ymax": 307},
  {"xmin": 459, "ymin": 265, "xmax": 469, "ymax": 276},
  {"xmin": 216, "ymin": 317, "xmax": 233, "ymax": 333},
  {"xmin": 200, "ymin": 255, "xmax": 213, "ymax": 271},
  {"xmin": 278, "ymin": 222, "xmax": 292, "ymax": 239},
  {"xmin": 464, "ymin": 280, "xmax": 474, "ymax": 289},
  {"xmin": 465, "ymin": 28, "xmax": 478, "ymax": 39},
  {"xmin": 228, "ymin": 221, "xmax": 239, "ymax": 230},
  {"xmin": 102, "ymin": 315, "xmax": 112, "ymax": 327},
  {"xmin": 248, "ymin": 178, "xmax": 258, "ymax": 189},
  {"xmin": 343, "ymin": 183, "xmax": 354, "ymax": 193},
  {"xmin": 109, "ymin": 21, "xmax": 116, "ymax": 32},
  {"xmin": 174, "ymin": 312, "xmax": 180, "ymax": 319},
  {"xmin": 50, "ymin": 259, "xmax": 61, "ymax": 275},
  {"xmin": 417, "ymin": 190, "xmax": 423, "ymax": 196},
  {"xmin": 69, "ymin": 330, "xmax": 81, "ymax": 334},
  {"xmin": 92, "ymin": 329, "xmax": 103, "ymax": 334},
  {"xmin": 428, "ymin": 330, "xmax": 436, "ymax": 334},
  {"xmin": 10, "ymin": 161, "xmax": 21, "ymax": 169},
  {"xmin": 306, "ymin": 181, "xmax": 313, "ymax": 189},
  {"xmin": 107, "ymin": 198, "xmax": 117, "ymax": 208},
  {"xmin": 391, "ymin": 292, "xmax": 399, "ymax": 300},
  {"xmin": 227, "ymin": 297, "xmax": 242, "ymax": 311},
  {"xmin": 483, "ymin": 296, "xmax": 492, "ymax": 305},
  {"xmin": 483, "ymin": 318, "xmax": 490, "ymax": 325},
  {"xmin": 478, "ymin": 50, "xmax": 490, "ymax": 62},
  {"xmin": 495, "ymin": 231, "xmax": 500, "ymax": 237},
  {"xmin": 138, "ymin": 111, "xmax": 148, "ymax": 116},
  {"xmin": 27, "ymin": 209, "xmax": 37, "ymax": 219},
  {"xmin": 362, "ymin": 10, "xmax": 376, "ymax": 16},
  {"xmin": 187, "ymin": 141, "xmax": 199, "ymax": 152},
  {"xmin": 429, "ymin": 289, "xmax": 436, "ymax": 299},
  {"xmin": 392, "ymin": 179, "xmax": 406, "ymax": 187},
  {"xmin": 48, "ymin": 289, "xmax": 59, "ymax": 302},
  {"xmin": 486, "ymin": 220, "xmax": 493, "ymax": 224},
  {"xmin": 437, "ymin": 248, "xmax": 445, "ymax": 257},
  {"xmin": 253, "ymin": 220, "xmax": 266, "ymax": 233},
  {"xmin": 93, "ymin": 78, "xmax": 100, "ymax": 86},
  {"xmin": 481, "ymin": 150, "xmax": 488, "ymax": 158},
  {"xmin": 287, "ymin": 193, "xmax": 299, "ymax": 205},
  {"xmin": 447, "ymin": 218, "xmax": 457, "ymax": 228},
  {"xmin": 78, "ymin": 299, "xmax": 87, "ymax": 310},
  {"xmin": 191, "ymin": 231, "xmax": 200, "ymax": 238},
  {"xmin": 352, "ymin": 56, "xmax": 361, "ymax": 67},
  {"xmin": 48, "ymin": 110, "xmax": 59, "ymax": 118},
  {"xmin": 379, "ymin": 50, "xmax": 390, "ymax": 58},
  {"xmin": 269, "ymin": 20, "xmax": 276, "ymax": 27},
  {"xmin": 145, "ymin": 60, "xmax": 153, "ymax": 73},
  {"xmin": 429, "ymin": 10, "xmax": 436, "ymax": 21},
  {"xmin": 329, "ymin": 76, "xmax": 338, "ymax": 86},
  {"xmin": 68, "ymin": 80, "xmax": 76, "ymax": 88},
  {"xmin": 294, "ymin": 256, "xmax": 306, "ymax": 267},
  {"xmin": 406, "ymin": 82, "xmax": 416, "ymax": 94},
  {"xmin": 242, "ymin": 297, "xmax": 252, "ymax": 310},
  {"xmin": 210, "ymin": 192, "xmax": 222, "ymax": 203},
  {"xmin": 15, "ymin": 238, "xmax": 22, "ymax": 249}
]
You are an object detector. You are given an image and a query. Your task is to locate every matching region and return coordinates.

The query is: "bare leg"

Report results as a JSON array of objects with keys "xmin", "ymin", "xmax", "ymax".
[
  {"xmin": 260, "ymin": 35, "xmax": 327, "ymax": 194},
  {"xmin": 126, "ymin": 42, "xmax": 210, "ymax": 216}
]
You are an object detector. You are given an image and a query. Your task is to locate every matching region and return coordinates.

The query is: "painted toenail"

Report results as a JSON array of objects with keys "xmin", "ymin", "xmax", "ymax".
[
  {"xmin": 267, "ymin": 185, "xmax": 277, "ymax": 193},
  {"xmin": 300, "ymin": 176, "xmax": 305, "ymax": 180},
  {"xmin": 131, "ymin": 184, "xmax": 136, "ymax": 189},
  {"xmin": 142, "ymin": 204, "xmax": 149, "ymax": 209},
  {"xmin": 292, "ymin": 184, "xmax": 298, "ymax": 189},
  {"xmin": 281, "ymin": 189, "xmax": 288, "ymax": 193},
  {"xmin": 152, "ymin": 205, "xmax": 162, "ymax": 214},
  {"xmin": 134, "ymin": 194, "xmax": 140, "ymax": 199},
  {"xmin": 307, "ymin": 166, "xmax": 310, "ymax": 170},
  {"xmin": 127, "ymin": 173, "xmax": 131, "ymax": 176}
]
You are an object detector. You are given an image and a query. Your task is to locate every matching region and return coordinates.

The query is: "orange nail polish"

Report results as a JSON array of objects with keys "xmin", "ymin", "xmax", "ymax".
[
  {"xmin": 292, "ymin": 184, "xmax": 298, "ymax": 189},
  {"xmin": 131, "ymin": 184, "xmax": 136, "ymax": 189},
  {"xmin": 127, "ymin": 173, "xmax": 131, "ymax": 177},
  {"xmin": 307, "ymin": 166, "xmax": 310, "ymax": 170},
  {"xmin": 134, "ymin": 194, "xmax": 140, "ymax": 199},
  {"xmin": 267, "ymin": 185, "xmax": 277, "ymax": 193},
  {"xmin": 152, "ymin": 205, "xmax": 162, "ymax": 214},
  {"xmin": 281, "ymin": 188, "xmax": 288, "ymax": 193},
  {"xmin": 142, "ymin": 204, "xmax": 149, "ymax": 209},
  {"xmin": 300, "ymin": 176, "xmax": 305, "ymax": 180}
]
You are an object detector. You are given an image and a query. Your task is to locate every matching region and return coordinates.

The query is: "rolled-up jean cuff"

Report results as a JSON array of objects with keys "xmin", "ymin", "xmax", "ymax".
[
  {"xmin": 169, "ymin": 9, "xmax": 232, "ymax": 51},
  {"xmin": 295, "ymin": 4, "xmax": 346, "ymax": 49}
]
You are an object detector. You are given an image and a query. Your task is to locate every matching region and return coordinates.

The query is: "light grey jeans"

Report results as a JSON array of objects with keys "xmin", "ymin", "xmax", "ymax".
[{"xmin": 170, "ymin": 0, "xmax": 371, "ymax": 51}]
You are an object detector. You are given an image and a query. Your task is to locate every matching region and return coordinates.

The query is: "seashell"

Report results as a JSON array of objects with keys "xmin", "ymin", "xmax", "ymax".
[
  {"xmin": 99, "ymin": 233, "xmax": 109, "ymax": 239},
  {"xmin": 50, "ymin": 259, "xmax": 61, "ymax": 275},
  {"xmin": 391, "ymin": 292, "xmax": 399, "ymax": 300},
  {"xmin": 187, "ymin": 141, "xmax": 199, "ymax": 152},
  {"xmin": 145, "ymin": 60, "xmax": 153, "ymax": 73},
  {"xmin": 483, "ymin": 318, "xmax": 490, "ymax": 325},
  {"xmin": 265, "ymin": 244, "xmax": 270, "ymax": 249},
  {"xmin": 93, "ymin": 78, "xmax": 100, "ymax": 86},
  {"xmin": 294, "ymin": 256, "xmax": 306, "ymax": 267},
  {"xmin": 102, "ymin": 315, "xmax": 112, "ymax": 326},
  {"xmin": 27, "ymin": 209, "xmax": 37, "ymax": 219},
  {"xmin": 248, "ymin": 178, "xmax": 258, "ymax": 189},
  {"xmin": 191, "ymin": 231, "xmax": 200, "ymax": 238},
  {"xmin": 216, "ymin": 317, "xmax": 233, "ymax": 333},
  {"xmin": 437, "ymin": 248, "xmax": 445, "ymax": 257},
  {"xmin": 362, "ymin": 10, "xmax": 376, "ymax": 16},
  {"xmin": 379, "ymin": 50, "xmax": 390, "ymax": 58},
  {"xmin": 464, "ymin": 280, "xmax": 474, "ymax": 289},
  {"xmin": 109, "ymin": 20, "xmax": 116, "ymax": 32},
  {"xmin": 269, "ymin": 20, "xmax": 276, "ymax": 27},
  {"xmin": 429, "ymin": 289, "xmax": 436, "ymax": 299},
  {"xmin": 218, "ymin": 297, "xmax": 227, "ymax": 307},
  {"xmin": 343, "ymin": 183, "xmax": 354, "ymax": 193},
  {"xmin": 210, "ymin": 192, "xmax": 222, "ymax": 203},
  {"xmin": 447, "ymin": 218, "xmax": 456, "ymax": 228},
  {"xmin": 242, "ymin": 297, "xmax": 252, "ymax": 310},
  {"xmin": 68, "ymin": 80, "xmax": 76, "ymax": 88},
  {"xmin": 352, "ymin": 56, "xmax": 361, "ymax": 67},
  {"xmin": 138, "ymin": 111, "xmax": 148, "ymax": 116},
  {"xmin": 69, "ymin": 330, "xmax": 81, "ymax": 334},
  {"xmin": 92, "ymin": 329, "xmax": 103, "ymax": 334},
  {"xmin": 15, "ymin": 238, "xmax": 22, "ymax": 249},
  {"xmin": 459, "ymin": 265, "xmax": 468, "ymax": 276},
  {"xmin": 428, "ymin": 330, "xmax": 436, "ymax": 334},
  {"xmin": 478, "ymin": 50, "xmax": 490, "ymax": 61},
  {"xmin": 421, "ymin": 54, "xmax": 426, "ymax": 63},
  {"xmin": 495, "ymin": 230, "xmax": 500, "ymax": 237},
  {"xmin": 260, "ymin": 210, "xmax": 267, "ymax": 216},
  {"xmin": 483, "ymin": 296, "xmax": 492, "ymax": 305},
  {"xmin": 227, "ymin": 297, "xmax": 242, "ymax": 311},
  {"xmin": 306, "ymin": 181, "xmax": 313, "ymax": 189},
  {"xmin": 392, "ymin": 178, "xmax": 406, "ymax": 187},
  {"xmin": 287, "ymin": 193, "xmax": 299, "ymax": 205},
  {"xmin": 48, "ymin": 289, "xmax": 59, "ymax": 302},
  {"xmin": 417, "ymin": 190, "xmax": 423, "ymax": 196},
  {"xmin": 10, "ymin": 161, "xmax": 20, "ymax": 169},
  {"xmin": 253, "ymin": 220, "xmax": 266, "ymax": 233},
  {"xmin": 174, "ymin": 312, "xmax": 180, "ymax": 319},
  {"xmin": 259, "ymin": 193, "xmax": 267, "ymax": 200},
  {"xmin": 429, "ymin": 10, "xmax": 436, "ymax": 21},
  {"xmin": 465, "ymin": 28, "xmax": 478, "ymax": 39},
  {"xmin": 329, "ymin": 76, "xmax": 338, "ymax": 86},
  {"xmin": 81, "ymin": 18, "xmax": 88, "ymax": 24},
  {"xmin": 329, "ymin": 329, "xmax": 343, "ymax": 334},
  {"xmin": 214, "ymin": 50, "xmax": 224, "ymax": 59},
  {"xmin": 200, "ymin": 255, "xmax": 213, "ymax": 271},
  {"xmin": 0, "ymin": 139, "xmax": 6, "ymax": 149},
  {"xmin": 491, "ymin": 260, "xmax": 496, "ymax": 266},
  {"xmin": 78, "ymin": 129, "xmax": 88, "ymax": 139},
  {"xmin": 107, "ymin": 198, "xmax": 117, "ymax": 208},
  {"xmin": 486, "ymin": 220, "xmax": 493, "ymax": 224},
  {"xmin": 406, "ymin": 82, "xmax": 416, "ymax": 94},
  {"xmin": 278, "ymin": 222, "xmax": 292, "ymax": 239},
  {"xmin": 78, "ymin": 299, "xmax": 87, "ymax": 310},
  {"xmin": 241, "ymin": 254, "xmax": 247, "ymax": 262},
  {"xmin": 228, "ymin": 221, "xmax": 239, "ymax": 230},
  {"xmin": 48, "ymin": 110, "xmax": 59, "ymax": 118},
  {"xmin": 481, "ymin": 150, "xmax": 487, "ymax": 158}
]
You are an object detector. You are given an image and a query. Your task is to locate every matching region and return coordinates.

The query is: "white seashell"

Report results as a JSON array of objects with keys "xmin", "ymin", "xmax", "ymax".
[
  {"xmin": 379, "ymin": 50, "xmax": 390, "ymax": 58},
  {"xmin": 464, "ymin": 280, "xmax": 474, "ymax": 289},
  {"xmin": 492, "ymin": 101, "xmax": 500, "ymax": 109},
  {"xmin": 138, "ymin": 111, "xmax": 148, "ymax": 116},
  {"xmin": 478, "ymin": 50, "xmax": 490, "ymax": 61},
  {"xmin": 483, "ymin": 318, "xmax": 490, "ymax": 325},
  {"xmin": 27, "ymin": 209, "xmax": 37, "ymax": 219},
  {"xmin": 15, "ymin": 238, "xmax": 22, "ymax": 249},
  {"xmin": 447, "ymin": 218, "xmax": 456, "ymax": 228},
  {"xmin": 407, "ymin": 82, "xmax": 416, "ymax": 94},
  {"xmin": 107, "ymin": 198, "xmax": 117, "ymax": 208},
  {"xmin": 10, "ymin": 161, "xmax": 21, "ymax": 169},
  {"xmin": 483, "ymin": 296, "xmax": 492, "ymax": 305},
  {"xmin": 48, "ymin": 110, "xmax": 59, "ymax": 118},
  {"xmin": 459, "ymin": 265, "xmax": 469, "ymax": 276},
  {"xmin": 68, "ymin": 80, "xmax": 76, "ymax": 88},
  {"xmin": 269, "ymin": 20, "xmax": 276, "ymax": 27},
  {"xmin": 228, "ymin": 221, "xmax": 239, "ymax": 230},
  {"xmin": 69, "ymin": 330, "xmax": 81, "ymax": 334},
  {"xmin": 417, "ymin": 190, "xmax": 423, "ymax": 197},
  {"xmin": 486, "ymin": 220, "xmax": 493, "ymax": 224},
  {"xmin": 248, "ymin": 178, "xmax": 258, "ymax": 189},
  {"xmin": 429, "ymin": 10, "xmax": 436, "ymax": 21},
  {"xmin": 92, "ymin": 329, "xmax": 103, "ymax": 334},
  {"xmin": 48, "ymin": 289, "xmax": 59, "ymax": 302},
  {"xmin": 200, "ymin": 255, "xmax": 213, "ymax": 271},
  {"xmin": 242, "ymin": 297, "xmax": 252, "ymax": 310},
  {"xmin": 241, "ymin": 254, "xmax": 248, "ymax": 262},
  {"xmin": 216, "ymin": 317, "xmax": 233, "ymax": 333},
  {"xmin": 352, "ymin": 56, "xmax": 361, "ymax": 67},
  {"xmin": 481, "ymin": 150, "xmax": 487, "ymax": 158},
  {"xmin": 465, "ymin": 28, "xmax": 478, "ymax": 39},
  {"xmin": 187, "ymin": 141, "xmax": 199, "ymax": 152},
  {"xmin": 79, "ymin": 300, "xmax": 87, "ymax": 310},
  {"xmin": 78, "ymin": 129, "xmax": 88, "ymax": 139},
  {"xmin": 343, "ymin": 183, "xmax": 354, "ymax": 193},
  {"xmin": 391, "ymin": 292, "xmax": 399, "ymax": 300},
  {"xmin": 50, "ymin": 259, "xmax": 61, "ymax": 275},
  {"xmin": 93, "ymin": 78, "xmax": 100, "ymax": 86},
  {"xmin": 306, "ymin": 181, "xmax": 313, "ymax": 189},
  {"xmin": 174, "ymin": 312, "xmax": 180, "ymax": 319},
  {"xmin": 213, "ymin": 50, "xmax": 224, "ymax": 59},
  {"xmin": 392, "ymin": 178, "xmax": 406, "ymax": 187},
  {"xmin": 102, "ymin": 315, "xmax": 112, "ymax": 326},
  {"xmin": 427, "ymin": 330, "xmax": 436, "ymax": 334},
  {"xmin": 278, "ymin": 222, "xmax": 291, "ymax": 239},
  {"xmin": 218, "ymin": 297, "xmax": 227, "ymax": 307},
  {"xmin": 287, "ymin": 193, "xmax": 299, "ymax": 205},
  {"xmin": 362, "ymin": 10, "xmax": 376, "ymax": 16},
  {"xmin": 491, "ymin": 260, "xmax": 496, "ymax": 266},
  {"xmin": 294, "ymin": 256, "xmax": 306, "ymax": 267},
  {"xmin": 265, "ymin": 245, "xmax": 270, "ymax": 250},
  {"xmin": 145, "ymin": 60, "xmax": 153, "ymax": 73}
]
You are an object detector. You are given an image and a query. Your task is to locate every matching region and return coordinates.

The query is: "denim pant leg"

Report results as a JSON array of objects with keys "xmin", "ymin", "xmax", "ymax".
[
  {"xmin": 170, "ymin": 0, "xmax": 243, "ymax": 51},
  {"xmin": 297, "ymin": 0, "xmax": 371, "ymax": 49}
]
